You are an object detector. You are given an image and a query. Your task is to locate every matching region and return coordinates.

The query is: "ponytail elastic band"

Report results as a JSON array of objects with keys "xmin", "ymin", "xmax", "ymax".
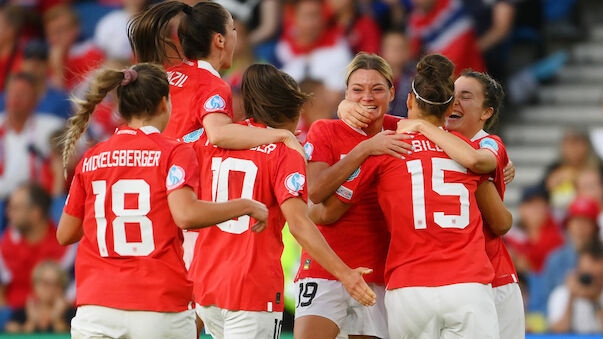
[
  {"xmin": 411, "ymin": 80, "xmax": 453, "ymax": 105},
  {"xmin": 121, "ymin": 68, "xmax": 138, "ymax": 86},
  {"xmin": 182, "ymin": 5, "xmax": 193, "ymax": 15}
]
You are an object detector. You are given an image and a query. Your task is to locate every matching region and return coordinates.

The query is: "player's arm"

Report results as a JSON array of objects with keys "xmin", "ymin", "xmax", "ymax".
[
  {"xmin": 337, "ymin": 99, "xmax": 402, "ymax": 130},
  {"xmin": 57, "ymin": 213, "xmax": 84, "ymax": 246},
  {"xmin": 308, "ymin": 131, "xmax": 410, "ymax": 204},
  {"xmin": 308, "ymin": 195, "xmax": 351, "ymax": 225},
  {"xmin": 167, "ymin": 186, "xmax": 267, "ymax": 230},
  {"xmin": 398, "ymin": 119, "xmax": 497, "ymax": 173},
  {"xmin": 281, "ymin": 197, "xmax": 376, "ymax": 306},
  {"xmin": 202, "ymin": 113, "xmax": 305, "ymax": 158},
  {"xmin": 475, "ymin": 181, "xmax": 512, "ymax": 235}
]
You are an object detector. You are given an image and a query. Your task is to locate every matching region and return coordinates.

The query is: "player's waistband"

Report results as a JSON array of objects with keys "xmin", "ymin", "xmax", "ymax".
[{"xmin": 492, "ymin": 273, "xmax": 518, "ymax": 288}]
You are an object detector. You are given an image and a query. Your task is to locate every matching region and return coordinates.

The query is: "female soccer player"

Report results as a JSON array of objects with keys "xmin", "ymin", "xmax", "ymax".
[
  {"xmin": 325, "ymin": 54, "xmax": 508, "ymax": 338},
  {"xmin": 188, "ymin": 64, "xmax": 376, "ymax": 339},
  {"xmin": 294, "ymin": 53, "xmax": 412, "ymax": 339},
  {"xmin": 57, "ymin": 63, "xmax": 267, "ymax": 338}
]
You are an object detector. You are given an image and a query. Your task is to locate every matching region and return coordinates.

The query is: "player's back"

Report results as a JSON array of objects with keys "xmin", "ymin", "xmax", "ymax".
[
  {"xmin": 66, "ymin": 126, "xmax": 193, "ymax": 312},
  {"xmin": 369, "ymin": 132, "xmax": 494, "ymax": 288},
  {"xmin": 164, "ymin": 60, "xmax": 233, "ymax": 138},
  {"xmin": 189, "ymin": 120, "xmax": 307, "ymax": 313}
]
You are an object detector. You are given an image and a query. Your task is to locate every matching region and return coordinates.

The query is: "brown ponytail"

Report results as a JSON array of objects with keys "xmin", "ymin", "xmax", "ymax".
[
  {"xmin": 128, "ymin": 1, "xmax": 230, "ymax": 64},
  {"xmin": 412, "ymin": 54, "xmax": 455, "ymax": 119},
  {"xmin": 62, "ymin": 63, "xmax": 169, "ymax": 170}
]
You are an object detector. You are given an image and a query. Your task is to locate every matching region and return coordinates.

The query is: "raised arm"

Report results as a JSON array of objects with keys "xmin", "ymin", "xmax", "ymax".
[
  {"xmin": 281, "ymin": 197, "xmax": 376, "ymax": 306},
  {"xmin": 167, "ymin": 186, "xmax": 267, "ymax": 230},
  {"xmin": 475, "ymin": 181, "xmax": 512, "ymax": 235}
]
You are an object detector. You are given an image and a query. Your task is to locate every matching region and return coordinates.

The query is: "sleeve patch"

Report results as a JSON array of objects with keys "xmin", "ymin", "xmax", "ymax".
[
  {"xmin": 285, "ymin": 172, "xmax": 305, "ymax": 196},
  {"xmin": 204, "ymin": 94, "xmax": 226, "ymax": 112},
  {"xmin": 166, "ymin": 165, "xmax": 186, "ymax": 190},
  {"xmin": 479, "ymin": 138, "xmax": 499, "ymax": 153},
  {"xmin": 346, "ymin": 167, "xmax": 360, "ymax": 182},
  {"xmin": 304, "ymin": 143, "xmax": 314, "ymax": 161},
  {"xmin": 336, "ymin": 185, "xmax": 353, "ymax": 200},
  {"xmin": 182, "ymin": 128, "xmax": 204, "ymax": 143}
]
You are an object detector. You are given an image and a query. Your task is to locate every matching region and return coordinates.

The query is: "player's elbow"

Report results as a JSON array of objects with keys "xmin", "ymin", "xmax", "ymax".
[
  {"xmin": 205, "ymin": 129, "xmax": 228, "ymax": 148},
  {"xmin": 171, "ymin": 209, "xmax": 197, "ymax": 230},
  {"xmin": 491, "ymin": 211, "xmax": 513, "ymax": 236}
]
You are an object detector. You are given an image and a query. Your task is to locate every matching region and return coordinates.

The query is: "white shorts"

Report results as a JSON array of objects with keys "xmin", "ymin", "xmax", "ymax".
[
  {"xmin": 385, "ymin": 283, "xmax": 499, "ymax": 339},
  {"xmin": 196, "ymin": 304, "xmax": 283, "ymax": 339},
  {"xmin": 493, "ymin": 283, "xmax": 525, "ymax": 339},
  {"xmin": 294, "ymin": 278, "xmax": 388, "ymax": 338},
  {"xmin": 71, "ymin": 305, "xmax": 196, "ymax": 339}
]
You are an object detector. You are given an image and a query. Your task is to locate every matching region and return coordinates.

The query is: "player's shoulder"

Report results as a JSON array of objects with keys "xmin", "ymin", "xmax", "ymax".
[{"xmin": 476, "ymin": 133, "xmax": 506, "ymax": 154}]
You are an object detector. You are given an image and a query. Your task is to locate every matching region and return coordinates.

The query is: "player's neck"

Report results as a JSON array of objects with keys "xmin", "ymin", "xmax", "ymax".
[
  {"xmin": 200, "ymin": 55, "xmax": 222, "ymax": 74},
  {"xmin": 128, "ymin": 115, "xmax": 166, "ymax": 132},
  {"xmin": 364, "ymin": 116, "xmax": 384, "ymax": 136}
]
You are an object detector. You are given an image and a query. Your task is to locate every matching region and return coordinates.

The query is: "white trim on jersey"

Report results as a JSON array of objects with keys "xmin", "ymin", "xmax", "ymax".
[{"xmin": 197, "ymin": 60, "xmax": 221, "ymax": 78}]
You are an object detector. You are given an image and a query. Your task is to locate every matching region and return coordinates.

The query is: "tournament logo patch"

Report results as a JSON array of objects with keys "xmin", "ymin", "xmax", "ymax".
[
  {"xmin": 166, "ymin": 165, "xmax": 186, "ymax": 190},
  {"xmin": 204, "ymin": 94, "xmax": 226, "ymax": 112},
  {"xmin": 479, "ymin": 138, "xmax": 499, "ymax": 153},
  {"xmin": 346, "ymin": 167, "xmax": 360, "ymax": 182},
  {"xmin": 285, "ymin": 172, "xmax": 305, "ymax": 196},
  {"xmin": 182, "ymin": 128, "xmax": 204, "ymax": 143},
  {"xmin": 303, "ymin": 258, "xmax": 311, "ymax": 270},
  {"xmin": 304, "ymin": 143, "xmax": 314, "ymax": 161},
  {"xmin": 336, "ymin": 185, "xmax": 353, "ymax": 200}
]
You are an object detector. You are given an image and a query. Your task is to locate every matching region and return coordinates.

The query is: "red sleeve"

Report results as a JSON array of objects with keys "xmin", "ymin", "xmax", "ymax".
[
  {"xmin": 166, "ymin": 143, "xmax": 200, "ymax": 195},
  {"xmin": 273, "ymin": 147, "xmax": 308, "ymax": 205},
  {"xmin": 476, "ymin": 135, "xmax": 508, "ymax": 196},
  {"xmin": 196, "ymin": 81, "xmax": 234, "ymax": 125},
  {"xmin": 383, "ymin": 115, "xmax": 403, "ymax": 131},
  {"xmin": 304, "ymin": 120, "xmax": 334, "ymax": 164},
  {"xmin": 63, "ymin": 161, "xmax": 86, "ymax": 219},
  {"xmin": 335, "ymin": 155, "xmax": 381, "ymax": 203}
]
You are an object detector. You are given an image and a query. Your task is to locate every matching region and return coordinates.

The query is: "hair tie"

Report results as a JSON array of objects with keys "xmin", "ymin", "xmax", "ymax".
[
  {"xmin": 121, "ymin": 68, "xmax": 138, "ymax": 86},
  {"xmin": 182, "ymin": 5, "xmax": 193, "ymax": 15},
  {"xmin": 411, "ymin": 80, "xmax": 453, "ymax": 105}
]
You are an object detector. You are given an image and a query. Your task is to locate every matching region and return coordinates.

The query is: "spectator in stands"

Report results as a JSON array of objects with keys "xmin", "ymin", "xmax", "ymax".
[
  {"xmin": 44, "ymin": 5, "xmax": 104, "ymax": 91},
  {"xmin": 94, "ymin": 0, "xmax": 148, "ymax": 62},
  {"xmin": 540, "ymin": 196, "xmax": 601, "ymax": 314},
  {"xmin": 0, "ymin": 183, "xmax": 74, "ymax": 325},
  {"xmin": 544, "ymin": 129, "xmax": 600, "ymax": 218},
  {"xmin": 326, "ymin": 0, "xmax": 382, "ymax": 54},
  {"xmin": 276, "ymin": 0, "xmax": 351, "ymax": 116},
  {"xmin": 223, "ymin": 19, "xmax": 254, "ymax": 121},
  {"xmin": 4, "ymin": 260, "xmax": 74, "ymax": 333},
  {"xmin": 381, "ymin": 28, "xmax": 415, "ymax": 117},
  {"xmin": 0, "ymin": 73, "xmax": 64, "ymax": 200},
  {"xmin": 0, "ymin": 5, "xmax": 24, "ymax": 93},
  {"xmin": 507, "ymin": 185, "xmax": 564, "ymax": 273},
  {"xmin": 0, "ymin": 39, "xmax": 71, "ymax": 120},
  {"xmin": 461, "ymin": 0, "xmax": 516, "ymax": 82},
  {"xmin": 548, "ymin": 247, "xmax": 603, "ymax": 333},
  {"xmin": 407, "ymin": 0, "xmax": 485, "ymax": 75},
  {"xmin": 575, "ymin": 168, "xmax": 603, "ymax": 240}
]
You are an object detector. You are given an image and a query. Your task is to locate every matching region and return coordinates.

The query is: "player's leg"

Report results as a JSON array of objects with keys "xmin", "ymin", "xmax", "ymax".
[
  {"xmin": 384, "ymin": 287, "xmax": 440, "ymax": 339},
  {"xmin": 222, "ymin": 309, "xmax": 283, "ymax": 339},
  {"xmin": 343, "ymin": 283, "xmax": 388, "ymax": 339},
  {"xmin": 294, "ymin": 278, "xmax": 348, "ymax": 339},
  {"xmin": 494, "ymin": 283, "xmax": 525, "ymax": 339},
  {"xmin": 126, "ymin": 309, "xmax": 196, "ymax": 339},
  {"xmin": 440, "ymin": 283, "xmax": 499, "ymax": 339},
  {"xmin": 70, "ymin": 305, "xmax": 128, "ymax": 339},
  {"xmin": 196, "ymin": 304, "xmax": 226, "ymax": 339}
]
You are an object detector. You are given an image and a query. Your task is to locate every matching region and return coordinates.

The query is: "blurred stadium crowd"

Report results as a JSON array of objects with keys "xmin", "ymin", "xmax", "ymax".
[{"xmin": 0, "ymin": 0, "xmax": 601, "ymax": 335}]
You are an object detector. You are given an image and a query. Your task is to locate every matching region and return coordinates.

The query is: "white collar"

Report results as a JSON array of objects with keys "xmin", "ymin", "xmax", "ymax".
[
  {"xmin": 197, "ymin": 60, "xmax": 221, "ymax": 78},
  {"xmin": 471, "ymin": 129, "xmax": 489, "ymax": 141},
  {"xmin": 140, "ymin": 126, "xmax": 161, "ymax": 135}
]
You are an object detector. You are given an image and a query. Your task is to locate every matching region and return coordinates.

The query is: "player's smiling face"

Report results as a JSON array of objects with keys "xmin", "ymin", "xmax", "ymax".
[
  {"xmin": 345, "ymin": 69, "xmax": 394, "ymax": 122},
  {"xmin": 446, "ymin": 76, "xmax": 491, "ymax": 138}
]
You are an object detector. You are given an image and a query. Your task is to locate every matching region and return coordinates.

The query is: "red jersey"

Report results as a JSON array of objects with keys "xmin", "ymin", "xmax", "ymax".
[
  {"xmin": 189, "ymin": 120, "xmax": 307, "ymax": 313},
  {"xmin": 295, "ymin": 119, "xmax": 389, "ymax": 284},
  {"xmin": 63, "ymin": 126, "xmax": 197, "ymax": 312},
  {"xmin": 341, "ymin": 132, "xmax": 494, "ymax": 289},
  {"xmin": 0, "ymin": 223, "xmax": 70, "ymax": 309},
  {"xmin": 472, "ymin": 130, "xmax": 518, "ymax": 287},
  {"xmin": 164, "ymin": 60, "xmax": 233, "ymax": 138}
]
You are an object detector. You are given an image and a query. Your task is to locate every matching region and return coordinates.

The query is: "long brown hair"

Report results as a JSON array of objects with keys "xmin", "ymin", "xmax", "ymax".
[
  {"xmin": 61, "ymin": 63, "xmax": 169, "ymax": 169},
  {"xmin": 242, "ymin": 64, "xmax": 310, "ymax": 129},
  {"xmin": 412, "ymin": 54, "xmax": 455, "ymax": 119},
  {"xmin": 128, "ymin": 1, "xmax": 230, "ymax": 64}
]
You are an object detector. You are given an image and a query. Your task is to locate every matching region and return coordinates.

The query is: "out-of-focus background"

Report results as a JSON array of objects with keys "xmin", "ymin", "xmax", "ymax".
[{"xmin": 0, "ymin": 0, "xmax": 602, "ymax": 336}]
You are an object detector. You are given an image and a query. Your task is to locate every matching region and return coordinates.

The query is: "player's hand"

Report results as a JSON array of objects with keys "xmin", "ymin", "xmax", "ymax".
[
  {"xmin": 338, "ymin": 99, "xmax": 371, "ymax": 129},
  {"xmin": 281, "ymin": 132, "xmax": 307, "ymax": 161},
  {"xmin": 247, "ymin": 199, "xmax": 268, "ymax": 233},
  {"xmin": 503, "ymin": 160, "xmax": 515, "ymax": 184},
  {"xmin": 361, "ymin": 130, "xmax": 413, "ymax": 159},
  {"xmin": 396, "ymin": 119, "xmax": 424, "ymax": 134},
  {"xmin": 340, "ymin": 267, "xmax": 376, "ymax": 306}
]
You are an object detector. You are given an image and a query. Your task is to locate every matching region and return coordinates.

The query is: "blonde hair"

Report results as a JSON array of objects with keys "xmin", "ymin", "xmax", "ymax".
[
  {"xmin": 61, "ymin": 63, "xmax": 169, "ymax": 172},
  {"xmin": 32, "ymin": 261, "xmax": 68, "ymax": 290},
  {"xmin": 345, "ymin": 52, "xmax": 394, "ymax": 88}
]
